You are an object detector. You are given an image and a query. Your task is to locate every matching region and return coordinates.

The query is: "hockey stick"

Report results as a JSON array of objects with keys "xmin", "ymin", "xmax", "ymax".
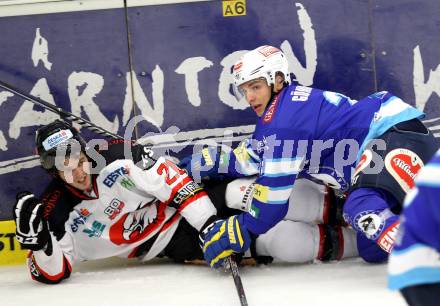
[
  {"xmin": 227, "ymin": 256, "xmax": 249, "ymax": 306},
  {"xmin": 0, "ymin": 80, "xmax": 123, "ymax": 140},
  {"xmin": 2, "ymin": 79, "xmax": 249, "ymax": 305}
]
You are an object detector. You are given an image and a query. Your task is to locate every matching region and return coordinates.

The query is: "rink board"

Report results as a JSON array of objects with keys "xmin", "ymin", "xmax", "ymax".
[
  {"xmin": 0, "ymin": 220, "xmax": 28, "ymax": 265},
  {"xmin": 0, "ymin": 0, "xmax": 439, "ymax": 263}
]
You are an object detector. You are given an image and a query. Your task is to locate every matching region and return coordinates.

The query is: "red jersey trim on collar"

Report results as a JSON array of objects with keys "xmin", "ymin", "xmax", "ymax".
[{"xmin": 262, "ymin": 90, "xmax": 282, "ymax": 124}]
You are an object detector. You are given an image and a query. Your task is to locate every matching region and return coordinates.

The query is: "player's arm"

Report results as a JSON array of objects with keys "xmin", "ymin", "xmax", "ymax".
[
  {"xmin": 122, "ymin": 149, "xmax": 217, "ymax": 231},
  {"xmin": 27, "ymin": 234, "xmax": 73, "ymax": 284},
  {"xmin": 200, "ymin": 130, "xmax": 305, "ymax": 267},
  {"xmin": 241, "ymin": 129, "xmax": 305, "ymax": 234},
  {"xmin": 179, "ymin": 138, "xmax": 261, "ymax": 181},
  {"xmin": 389, "ymin": 153, "xmax": 440, "ymax": 291},
  {"xmin": 14, "ymin": 192, "xmax": 73, "ymax": 284},
  {"xmin": 241, "ymin": 160, "xmax": 302, "ymax": 234}
]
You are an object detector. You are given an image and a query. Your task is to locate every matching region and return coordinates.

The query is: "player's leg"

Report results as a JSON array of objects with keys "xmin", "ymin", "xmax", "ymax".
[
  {"xmin": 225, "ymin": 176, "xmax": 343, "ymax": 224},
  {"xmin": 161, "ymin": 218, "xmax": 204, "ymax": 263},
  {"xmin": 254, "ymin": 220, "xmax": 358, "ymax": 263},
  {"xmin": 283, "ymin": 178, "xmax": 328, "ymax": 223}
]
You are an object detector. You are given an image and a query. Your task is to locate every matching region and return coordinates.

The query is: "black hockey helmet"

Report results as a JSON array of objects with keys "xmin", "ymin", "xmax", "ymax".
[{"xmin": 35, "ymin": 119, "xmax": 87, "ymax": 173}]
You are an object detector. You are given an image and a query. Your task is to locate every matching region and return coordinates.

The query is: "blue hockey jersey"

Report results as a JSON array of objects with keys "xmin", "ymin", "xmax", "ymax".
[
  {"xmin": 388, "ymin": 149, "xmax": 440, "ymax": 290},
  {"xmin": 206, "ymin": 84, "xmax": 424, "ymax": 234}
]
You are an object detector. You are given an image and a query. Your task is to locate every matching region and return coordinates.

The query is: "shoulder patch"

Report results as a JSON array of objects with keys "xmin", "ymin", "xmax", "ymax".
[{"xmin": 384, "ymin": 148, "xmax": 424, "ymax": 193}]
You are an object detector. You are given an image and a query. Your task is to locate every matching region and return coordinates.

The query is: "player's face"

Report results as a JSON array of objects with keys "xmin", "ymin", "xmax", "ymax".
[
  {"xmin": 239, "ymin": 78, "xmax": 272, "ymax": 117},
  {"xmin": 58, "ymin": 152, "xmax": 92, "ymax": 191}
]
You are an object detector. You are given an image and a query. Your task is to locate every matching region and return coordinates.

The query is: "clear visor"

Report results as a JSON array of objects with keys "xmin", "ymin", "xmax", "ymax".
[{"xmin": 232, "ymin": 83, "xmax": 245, "ymax": 102}]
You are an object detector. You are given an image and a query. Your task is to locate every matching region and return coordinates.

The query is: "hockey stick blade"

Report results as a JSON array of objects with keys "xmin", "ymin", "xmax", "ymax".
[
  {"xmin": 227, "ymin": 256, "xmax": 249, "ymax": 306},
  {"xmin": 0, "ymin": 80, "xmax": 123, "ymax": 140}
]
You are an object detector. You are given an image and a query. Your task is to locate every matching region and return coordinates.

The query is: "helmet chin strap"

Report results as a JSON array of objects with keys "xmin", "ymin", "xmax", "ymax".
[
  {"xmin": 260, "ymin": 84, "xmax": 277, "ymax": 114},
  {"xmin": 267, "ymin": 81, "xmax": 287, "ymax": 106},
  {"xmin": 262, "ymin": 79, "xmax": 288, "ymax": 113},
  {"xmin": 270, "ymin": 84, "xmax": 277, "ymax": 100}
]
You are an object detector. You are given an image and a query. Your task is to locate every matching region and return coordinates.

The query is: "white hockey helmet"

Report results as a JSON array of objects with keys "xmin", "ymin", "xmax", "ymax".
[{"xmin": 232, "ymin": 45, "xmax": 290, "ymax": 89}]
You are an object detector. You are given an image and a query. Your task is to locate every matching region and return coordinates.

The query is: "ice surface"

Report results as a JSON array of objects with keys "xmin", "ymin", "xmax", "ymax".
[{"xmin": 0, "ymin": 257, "xmax": 406, "ymax": 306}]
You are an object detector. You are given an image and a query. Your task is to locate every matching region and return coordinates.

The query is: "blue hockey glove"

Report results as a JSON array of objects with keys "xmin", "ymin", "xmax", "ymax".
[{"xmin": 200, "ymin": 214, "xmax": 251, "ymax": 268}]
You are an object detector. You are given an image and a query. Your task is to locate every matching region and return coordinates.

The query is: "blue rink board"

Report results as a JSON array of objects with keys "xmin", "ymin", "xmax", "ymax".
[{"xmin": 0, "ymin": 0, "xmax": 439, "ymax": 219}]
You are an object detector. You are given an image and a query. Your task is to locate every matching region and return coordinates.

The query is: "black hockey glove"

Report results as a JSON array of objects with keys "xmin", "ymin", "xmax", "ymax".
[{"xmin": 13, "ymin": 192, "xmax": 50, "ymax": 251}]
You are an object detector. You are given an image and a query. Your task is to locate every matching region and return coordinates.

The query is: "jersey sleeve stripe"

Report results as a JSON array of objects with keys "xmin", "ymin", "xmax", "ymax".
[
  {"xmin": 389, "ymin": 244, "xmax": 440, "ymax": 275},
  {"xmin": 389, "ymin": 243, "xmax": 440, "ymax": 290},
  {"xmin": 253, "ymin": 184, "xmax": 292, "ymax": 204},
  {"xmin": 389, "ymin": 267, "xmax": 440, "ymax": 290},
  {"xmin": 415, "ymin": 164, "xmax": 440, "ymax": 187},
  {"xmin": 262, "ymin": 158, "xmax": 303, "ymax": 176}
]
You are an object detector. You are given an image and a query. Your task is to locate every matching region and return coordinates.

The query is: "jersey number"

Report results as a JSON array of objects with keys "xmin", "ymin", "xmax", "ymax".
[{"xmin": 157, "ymin": 160, "xmax": 186, "ymax": 185}]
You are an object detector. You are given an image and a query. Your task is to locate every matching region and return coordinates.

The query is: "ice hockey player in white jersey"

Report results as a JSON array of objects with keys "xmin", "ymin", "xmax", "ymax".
[
  {"xmin": 13, "ymin": 119, "xmax": 218, "ymax": 284},
  {"xmin": 13, "ymin": 120, "xmax": 358, "ymax": 284}
]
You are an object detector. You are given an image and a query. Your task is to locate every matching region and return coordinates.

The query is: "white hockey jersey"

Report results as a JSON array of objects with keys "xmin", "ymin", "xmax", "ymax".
[{"xmin": 27, "ymin": 142, "xmax": 216, "ymax": 284}]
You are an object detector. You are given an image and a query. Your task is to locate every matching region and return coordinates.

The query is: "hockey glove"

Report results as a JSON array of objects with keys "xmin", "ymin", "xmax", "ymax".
[
  {"xmin": 13, "ymin": 192, "xmax": 50, "ymax": 251},
  {"xmin": 200, "ymin": 214, "xmax": 251, "ymax": 268}
]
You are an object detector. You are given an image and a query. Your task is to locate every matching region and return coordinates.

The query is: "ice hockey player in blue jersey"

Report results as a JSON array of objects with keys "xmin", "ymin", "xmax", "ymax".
[
  {"xmin": 183, "ymin": 45, "xmax": 438, "ymax": 268},
  {"xmin": 12, "ymin": 119, "xmax": 359, "ymax": 284},
  {"xmin": 388, "ymin": 149, "xmax": 440, "ymax": 306}
]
